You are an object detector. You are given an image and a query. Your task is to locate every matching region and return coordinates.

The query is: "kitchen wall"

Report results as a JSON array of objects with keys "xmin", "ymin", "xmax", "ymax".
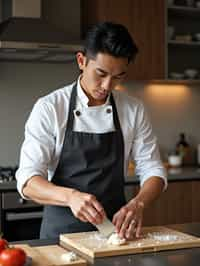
[
  {"xmin": 0, "ymin": 62, "xmax": 79, "ymax": 165},
  {"xmin": 0, "ymin": 62, "xmax": 200, "ymax": 165}
]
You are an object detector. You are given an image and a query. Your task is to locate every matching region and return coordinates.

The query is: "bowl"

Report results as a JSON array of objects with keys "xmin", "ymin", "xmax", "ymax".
[
  {"xmin": 168, "ymin": 155, "xmax": 182, "ymax": 167},
  {"xmin": 184, "ymin": 69, "xmax": 198, "ymax": 79},
  {"xmin": 194, "ymin": 33, "xmax": 200, "ymax": 41},
  {"xmin": 169, "ymin": 72, "xmax": 185, "ymax": 80},
  {"xmin": 196, "ymin": 1, "xmax": 200, "ymax": 8}
]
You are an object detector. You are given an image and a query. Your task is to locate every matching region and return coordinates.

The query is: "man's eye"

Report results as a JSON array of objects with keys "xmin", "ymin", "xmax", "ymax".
[
  {"xmin": 114, "ymin": 76, "xmax": 123, "ymax": 80},
  {"xmin": 96, "ymin": 71, "xmax": 106, "ymax": 77}
]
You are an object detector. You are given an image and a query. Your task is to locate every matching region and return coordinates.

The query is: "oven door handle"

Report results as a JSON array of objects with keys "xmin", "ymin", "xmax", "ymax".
[{"xmin": 6, "ymin": 211, "xmax": 43, "ymax": 221}]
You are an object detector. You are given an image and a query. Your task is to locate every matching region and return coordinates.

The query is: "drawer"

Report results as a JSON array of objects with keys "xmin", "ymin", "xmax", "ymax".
[{"xmin": 2, "ymin": 192, "xmax": 40, "ymax": 210}]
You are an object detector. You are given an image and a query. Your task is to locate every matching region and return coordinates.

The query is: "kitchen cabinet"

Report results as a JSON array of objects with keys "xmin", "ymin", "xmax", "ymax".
[
  {"xmin": 167, "ymin": 1, "xmax": 200, "ymax": 80},
  {"xmin": 82, "ymin": 0, "xmax": 165, "ymax": 80},
  {"xmin": 42, "ymin": 0, "xmax": 81, "ymax": 40},
  {"xmin": 125, "ymin": 180, "xmax": 200, "ymax": 226}
]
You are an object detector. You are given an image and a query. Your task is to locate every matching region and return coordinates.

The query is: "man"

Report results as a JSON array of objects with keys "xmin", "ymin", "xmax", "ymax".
[{"xmin": 16, "ymin": 22, "xmax": 167, "ymax": 240}]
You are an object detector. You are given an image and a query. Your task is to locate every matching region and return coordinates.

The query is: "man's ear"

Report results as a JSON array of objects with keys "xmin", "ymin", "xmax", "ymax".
[{"xmin": 76, "ymin": 52, "xmax": 86, "ymax": 71}]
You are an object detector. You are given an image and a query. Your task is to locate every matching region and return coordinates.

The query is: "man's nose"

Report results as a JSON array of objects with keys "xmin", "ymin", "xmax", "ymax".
[{"xmin": 102, "ymin": 77, "xmax": 112, "ymax": 91}]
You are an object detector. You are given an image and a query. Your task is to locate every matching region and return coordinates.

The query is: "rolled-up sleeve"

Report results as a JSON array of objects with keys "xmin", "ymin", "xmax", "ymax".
[
  {"xmin": 131, "ymin": 102, "xmax": 167, "ymax": 190},
  {"xmin": 16, "ymin": 99, "xmax": 56, "ymax": 198}
]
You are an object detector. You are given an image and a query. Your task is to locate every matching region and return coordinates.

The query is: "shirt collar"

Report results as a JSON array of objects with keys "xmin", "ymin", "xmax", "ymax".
[{"xmin": 77, "ymin": 76, "xmax": 111, "ymax": 107}]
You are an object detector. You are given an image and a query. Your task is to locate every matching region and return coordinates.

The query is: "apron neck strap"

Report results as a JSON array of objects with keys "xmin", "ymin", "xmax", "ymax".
[
  {"xmin": 110, "ymin": 93, "xmax": 123, "ymax": 132},
  {"xmin": 66, "ymin": 82, "xmax": 77, "ymax": 131}
]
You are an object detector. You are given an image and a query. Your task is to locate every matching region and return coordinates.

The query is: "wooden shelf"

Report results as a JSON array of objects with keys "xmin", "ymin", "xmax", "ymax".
[
  {"xmin": 168, "ymin": 40, "xmax": 200, "ymax": 46},
  {"xmin": 151, "ymin": 79, "xmax": 200, "ymax": 84},
  {"xmin": 168, "ymin": 5, "xmax": 200, "ymax": 13}
]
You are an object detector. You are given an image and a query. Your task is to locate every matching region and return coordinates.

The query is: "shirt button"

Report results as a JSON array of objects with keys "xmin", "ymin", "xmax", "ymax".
[
  {"xmin": 75, "ymin": 110, "xmax": 81, "ymax": 116},
  {"xmin": 106, "ymin": 108, "xmax": 112, "ymax": 114}
]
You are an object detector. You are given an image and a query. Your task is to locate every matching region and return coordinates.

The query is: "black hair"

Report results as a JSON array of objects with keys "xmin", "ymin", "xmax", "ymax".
[{"xmin": 83, "ymin": 21, "xmax": 138, "ymax": 63}]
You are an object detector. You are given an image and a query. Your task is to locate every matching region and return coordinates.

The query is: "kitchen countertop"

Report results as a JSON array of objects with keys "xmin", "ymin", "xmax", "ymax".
[
  {"xmin": 0, "ymin": 180, "xmax": 17, "ymax": 191},
  {"xmin": 12, "ymin": 223, "xmax": 200, "ymax": 266},
  {"xmin": 0, "ymin": 167, "xmax": 199, "ymax": 192},
  {"xmin": 125, "ymin": 167, "xmax": 200, "ymax": 184}
]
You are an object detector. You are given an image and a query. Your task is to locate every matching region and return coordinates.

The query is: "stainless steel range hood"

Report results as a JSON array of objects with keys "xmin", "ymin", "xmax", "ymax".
[{"xmin": 0, "ymin": 0, "xmax": 83, "ymax": 63}]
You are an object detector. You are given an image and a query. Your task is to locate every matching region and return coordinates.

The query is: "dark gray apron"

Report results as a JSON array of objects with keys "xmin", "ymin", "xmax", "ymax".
[{"xmin": 40, "ymin": 83, "xmax": 126, "ymax": 239}]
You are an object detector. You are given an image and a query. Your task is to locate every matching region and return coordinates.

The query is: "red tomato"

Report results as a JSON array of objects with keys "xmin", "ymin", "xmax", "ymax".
[
  {"xmin": 0, "ymin": 248, "xmax": 26, "ymax": 266},
  {"xmin": 0, "ymin": 239, "xmax": 8, "ymax": 254}
]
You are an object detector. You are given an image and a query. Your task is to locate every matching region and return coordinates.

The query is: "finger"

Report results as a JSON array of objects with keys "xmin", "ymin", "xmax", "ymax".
[
  {"xmin": 82, "ymin": 203, "xmax": 103, "ymax": 224},
  {"xmin": 136, "ymin": 217, "xmax": 143, "ymax": 238},
  {"xmin": 119, "ymin": 211, "xmax": 133, "ymax": 238},
  {"xmin": 85, "ymin": 194, "xmax": 106, "ymax": 222},
  {"xmin": 92, "ymin": 200, "xmax": 106, "ymax": 221},
  {"xmin": 115, "ymin": 207, "xmax": 127, "ymax": 234},
  {"xmin": 112, "ymin": 211, "xmax": 119, "ymax": 225},
  {"xmin": 126, "ymin": 219, "xmax": 136, "ymax": 239},
  {"xmin": 78, "ymin": 214, "xmax": 88, "ymax": 223},
  {"xmin": 81, "ymin": 208, "xmax": 97, "ymax": 224}
]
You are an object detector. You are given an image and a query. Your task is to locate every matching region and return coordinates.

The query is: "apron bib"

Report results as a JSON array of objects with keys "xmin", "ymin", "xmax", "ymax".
[{"xmin": 40, "ymin": 84, "xmax": 126, "ymax": 239}]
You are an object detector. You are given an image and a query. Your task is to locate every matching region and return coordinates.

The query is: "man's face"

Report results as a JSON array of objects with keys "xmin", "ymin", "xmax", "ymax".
[{"xmin": 76, "ymin": 52, "xmax": 129, "ymax": 105}]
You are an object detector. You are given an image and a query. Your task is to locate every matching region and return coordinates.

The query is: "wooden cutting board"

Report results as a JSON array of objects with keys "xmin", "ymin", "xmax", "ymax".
[
  {"xmin": 14, "ymin": 244, "xmax": 87, "ymax": 266},
  {"xmin": 14, "ymin": 244, "xmax": 51, "ymax": 266},
  {"xmin": 34, "ymin": 245, "xmax": 86, "ymax": 266},
  {"xmin": 60, "ymin": 226, "xmax": 200, "ymax": 263}
]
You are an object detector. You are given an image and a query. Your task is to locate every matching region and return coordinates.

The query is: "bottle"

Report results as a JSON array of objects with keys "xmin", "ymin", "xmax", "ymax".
[{"xmin": 176, "ymin": 133, "xmax": 191, "ymax": 166}]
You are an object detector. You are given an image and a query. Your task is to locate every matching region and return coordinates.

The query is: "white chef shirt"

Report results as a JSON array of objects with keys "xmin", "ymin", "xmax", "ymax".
[{"xmin": 16, "ymin": 78, "xmax": 167, "ymax": 198}]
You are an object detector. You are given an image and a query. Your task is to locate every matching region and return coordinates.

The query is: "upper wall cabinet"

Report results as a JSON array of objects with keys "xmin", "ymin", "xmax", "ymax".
[
  {"xmin": 167, "ymin": 0, "xmax": 200, "ymax": 80},
  {"xmin": 82, "ymin": 0, "xmax": 165, "ymax": 80}
]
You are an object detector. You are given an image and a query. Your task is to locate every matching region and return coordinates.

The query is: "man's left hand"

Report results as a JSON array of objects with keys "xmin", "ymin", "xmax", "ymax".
[{"xmin": 112, "ymin": 198, "xmax": 144, "ymax": 240}]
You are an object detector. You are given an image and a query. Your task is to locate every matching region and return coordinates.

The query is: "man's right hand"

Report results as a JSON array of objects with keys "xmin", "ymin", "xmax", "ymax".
[{"xmin": 68, "ymin": 190, "xmax": 106, "ymax": 225}]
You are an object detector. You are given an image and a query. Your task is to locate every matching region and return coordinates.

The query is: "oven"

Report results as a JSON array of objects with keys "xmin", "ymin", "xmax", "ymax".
[
  {"xmin": 1, "ymin": 191, "xmax": 43, "ymax": 241},
  {"xmin": 0, "ymin": 167, "xmax": 43, "ymax": 241}
]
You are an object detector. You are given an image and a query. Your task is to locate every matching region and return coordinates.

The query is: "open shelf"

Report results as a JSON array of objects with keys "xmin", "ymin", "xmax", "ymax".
[
  {"xmin": 168, "ymin": 5, "xmax": 200, "ymax": 13},
  {"xmin": 168, "ymin": 40, "xmax": 200, "ymax": 46},
  {"xmin": 167, "ymin": 2, "xmax": 200, "ymax": 80}
]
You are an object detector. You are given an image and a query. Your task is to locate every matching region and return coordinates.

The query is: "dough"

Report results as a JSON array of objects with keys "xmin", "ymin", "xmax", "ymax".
[
  {"xmin": 107, "ymin": 233, "xmax": 126, "ymax": 246},
  {"xmin": 61, "ymin": 251, "xmax": 78, "ymax": 262}
]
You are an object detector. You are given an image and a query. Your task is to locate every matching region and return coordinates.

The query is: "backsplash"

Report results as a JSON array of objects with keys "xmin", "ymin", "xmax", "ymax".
[
  {"xmin": 0, "ymin": 62, "xmax": 200, "ymax": 164},
  {"xmin": 123, "ymin": 81, "xmax": 200, "ymax": 162}
]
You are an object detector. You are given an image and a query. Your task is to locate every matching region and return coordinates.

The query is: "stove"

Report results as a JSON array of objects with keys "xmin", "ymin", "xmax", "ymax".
[
  {"xmin": 0, "ymin": 166, "xmax": 17, "ymax": 190},
  {"xmin": 0, "ymin": 166, "xmax": 18, "ymax": 183}
]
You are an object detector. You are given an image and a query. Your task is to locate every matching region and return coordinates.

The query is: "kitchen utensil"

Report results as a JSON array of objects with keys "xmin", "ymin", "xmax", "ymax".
[{"xmin": 95, "ymin": 217, "xmax": 115, "ymax": 238}]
